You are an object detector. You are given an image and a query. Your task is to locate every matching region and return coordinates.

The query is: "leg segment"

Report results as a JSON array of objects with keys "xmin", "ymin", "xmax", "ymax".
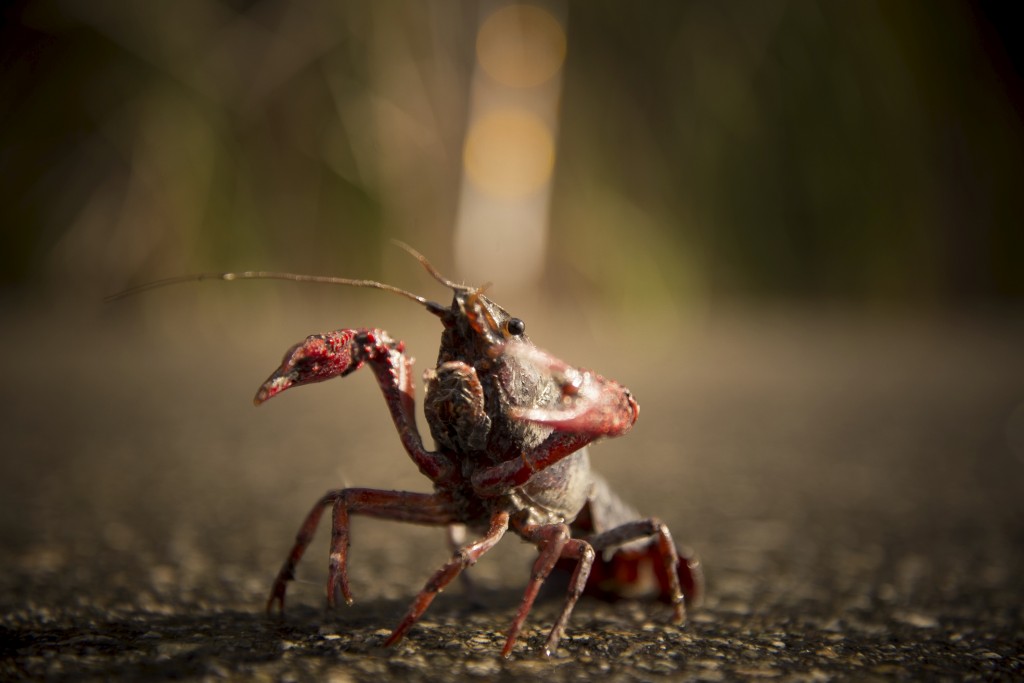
[
  {"xmin": 267, "ymin": 488, "xmax": 456, "ymax": 613},
  {"xmin": 447, "ymin": 524, "xmax": 481, "ymax": 602},
  {"xmin": 384, "ymin": 511, "xmax": 510, "ymax": 647},
  {"xmin": 502, "ymin": 523, "xmax": 569, "ymax": 657},
  {"xmin": 543, "ymin": 538, "xmax": 595, "ymax": 657},
  {"xmin": 267, "ymin": 490, "xmax": 339, "ymax": 613},
  {"xmin": 588, "ymin": 518, "xmax": 700, "ymax": 622},
  {"xmin": 501, "ymin": 522, "xmax": 597, "ymax": 658}
]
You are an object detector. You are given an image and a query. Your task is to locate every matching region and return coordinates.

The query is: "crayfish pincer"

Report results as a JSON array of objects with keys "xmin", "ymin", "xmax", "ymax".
[{"xmin": 111, "ymin": 243, "xmax": 703, "ymax": 657}]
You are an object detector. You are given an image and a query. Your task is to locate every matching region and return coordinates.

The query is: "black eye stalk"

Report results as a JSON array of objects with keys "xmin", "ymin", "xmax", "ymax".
[{"xmin": 506, "ymin": 318, "xmax": 526, "ymax": 336}]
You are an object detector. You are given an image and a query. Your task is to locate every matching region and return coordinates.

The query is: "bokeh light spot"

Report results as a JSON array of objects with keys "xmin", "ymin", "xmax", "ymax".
[
  {"xmin": 463, "ymin": 109, "xmax": 555, "ymax": 199},
  {"xmin": 477, "ymin": 4, "xmax": 566, "ymax": 88}
]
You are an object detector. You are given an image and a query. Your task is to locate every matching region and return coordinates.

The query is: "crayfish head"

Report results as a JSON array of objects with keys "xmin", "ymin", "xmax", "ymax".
[
  {"xmin": 391, "ymin": 240, "xmax": 529, "ymax": 358},
  {"xmin": 431, "ymin": 285, "xmax": 532, "ymax": 369}
]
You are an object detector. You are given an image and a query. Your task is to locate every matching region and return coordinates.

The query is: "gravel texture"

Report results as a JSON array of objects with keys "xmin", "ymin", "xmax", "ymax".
[{"xmin": 2, "ymin": 299, "xmax": 1022, "ymax": 681}]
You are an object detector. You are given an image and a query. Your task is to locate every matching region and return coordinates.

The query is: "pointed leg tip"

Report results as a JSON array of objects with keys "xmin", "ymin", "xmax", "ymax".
[
  {"xmin": 501, "ymin": 632, "xmax": 519, "ymax": 659},
  {"xmin": 328, "ymin": 586, "xmax": 354, "ymax": 609},
  {"xmin": 265, "ymin": 596, "xmax": 284, "ymax": 616},
  {"xmin": 672, "ymin": 602, "xmax": 687, "ymax": 625},
  {"xmin": 543, "ymin": 635, "xmax": 562, "ymax": 657}
]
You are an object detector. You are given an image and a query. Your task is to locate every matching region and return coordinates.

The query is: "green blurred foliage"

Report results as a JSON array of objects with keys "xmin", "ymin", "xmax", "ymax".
[
  {"xmin": 1, "ymin": 0, "xmax": 1022, "ymax": 307},
  {"xmin": 552, "ymin": 1, "xmax": 1024, "ymax": 307},
  {"xmin": 1, "ymin": 0, "xmax": 475, "ymax": 293}
]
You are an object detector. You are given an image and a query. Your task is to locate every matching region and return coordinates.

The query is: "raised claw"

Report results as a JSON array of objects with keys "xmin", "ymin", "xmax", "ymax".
[
  {"xmin": 254, "ymin": 329, "xmax": 367, "ymax": 404},
  {"xmin": 503, "ymin": 344, "xmax": 639, "ymax": 438}
]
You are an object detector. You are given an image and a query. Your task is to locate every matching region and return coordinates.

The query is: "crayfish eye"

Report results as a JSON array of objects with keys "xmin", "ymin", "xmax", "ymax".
[{"xmin": 506, "ymin": 318, "xmax": 526, "ymax": 336}]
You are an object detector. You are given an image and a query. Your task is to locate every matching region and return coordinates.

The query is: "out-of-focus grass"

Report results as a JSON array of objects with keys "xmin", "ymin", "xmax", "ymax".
[{"xmin": 2, "ymin": 1, "xmax": 1021, "ymax": 310}]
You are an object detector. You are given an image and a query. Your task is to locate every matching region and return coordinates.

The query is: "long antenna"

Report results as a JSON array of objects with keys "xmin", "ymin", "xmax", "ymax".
[
  {"xmin": 104, "ymin": 243, "xmax": 468, "ymax": 317},
  {"xmin": 391, "ymin": 240, "xmax": 463, "ymax": 290},
  {"xmin": 104, "ymin": 270, "xmax": 448, "ymax": 315}
]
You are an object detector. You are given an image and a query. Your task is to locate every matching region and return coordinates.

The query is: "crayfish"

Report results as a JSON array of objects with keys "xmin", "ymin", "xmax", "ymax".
[{"xmin": 113, "ymin": 244, "xmax": 702, "ymax": 657}]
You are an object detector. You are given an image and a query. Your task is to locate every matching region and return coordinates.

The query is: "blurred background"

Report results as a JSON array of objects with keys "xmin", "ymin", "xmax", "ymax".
[
  {"xmin": 2, "ymin": 0, "xmax": 1022, "ymax": 310},
  {"xmin": 2, "ymin": 2, "xmax": 1024, "ymax": 677}
]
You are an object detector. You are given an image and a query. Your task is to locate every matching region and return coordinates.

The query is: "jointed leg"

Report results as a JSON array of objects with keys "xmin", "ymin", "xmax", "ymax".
[
  {"xmin": 447, "ymin": 524, "xmax": 482, "ymax": 603},
  {"xmin": 267, "ymin": 490, "xmax": 339, "ymax": 613},
  {"xmin": 502, "ymin": 523, "xmax": 568, "ymax": 656},
  {"xmin": 588, "ymin": 518, "xmax": 693, "ymax": 622},
  {"xmin": 384, "ymin": 511, "xmax": 510, "ymax": 647},
  {"xmin": 542, "ymin": 538, "xmax": 594, "ymax": 656},
  {"xmin": 267, "ymin": 488, "xmax": 456, "ymax": 613},
  {"xmin": 502, "ymin": 522, "xmax": 597, "ymax": 658}
]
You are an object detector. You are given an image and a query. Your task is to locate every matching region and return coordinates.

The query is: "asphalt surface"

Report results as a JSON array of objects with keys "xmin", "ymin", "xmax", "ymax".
[{"xmin": 2, "ymin": 297, "xmax": 1023, "ymax": 681}]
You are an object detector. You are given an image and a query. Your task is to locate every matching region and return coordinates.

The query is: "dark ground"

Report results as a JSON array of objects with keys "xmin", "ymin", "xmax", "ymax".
[{"xmin": 1, "ymin": 296, "xmax": 1023, "ymax": 681}]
